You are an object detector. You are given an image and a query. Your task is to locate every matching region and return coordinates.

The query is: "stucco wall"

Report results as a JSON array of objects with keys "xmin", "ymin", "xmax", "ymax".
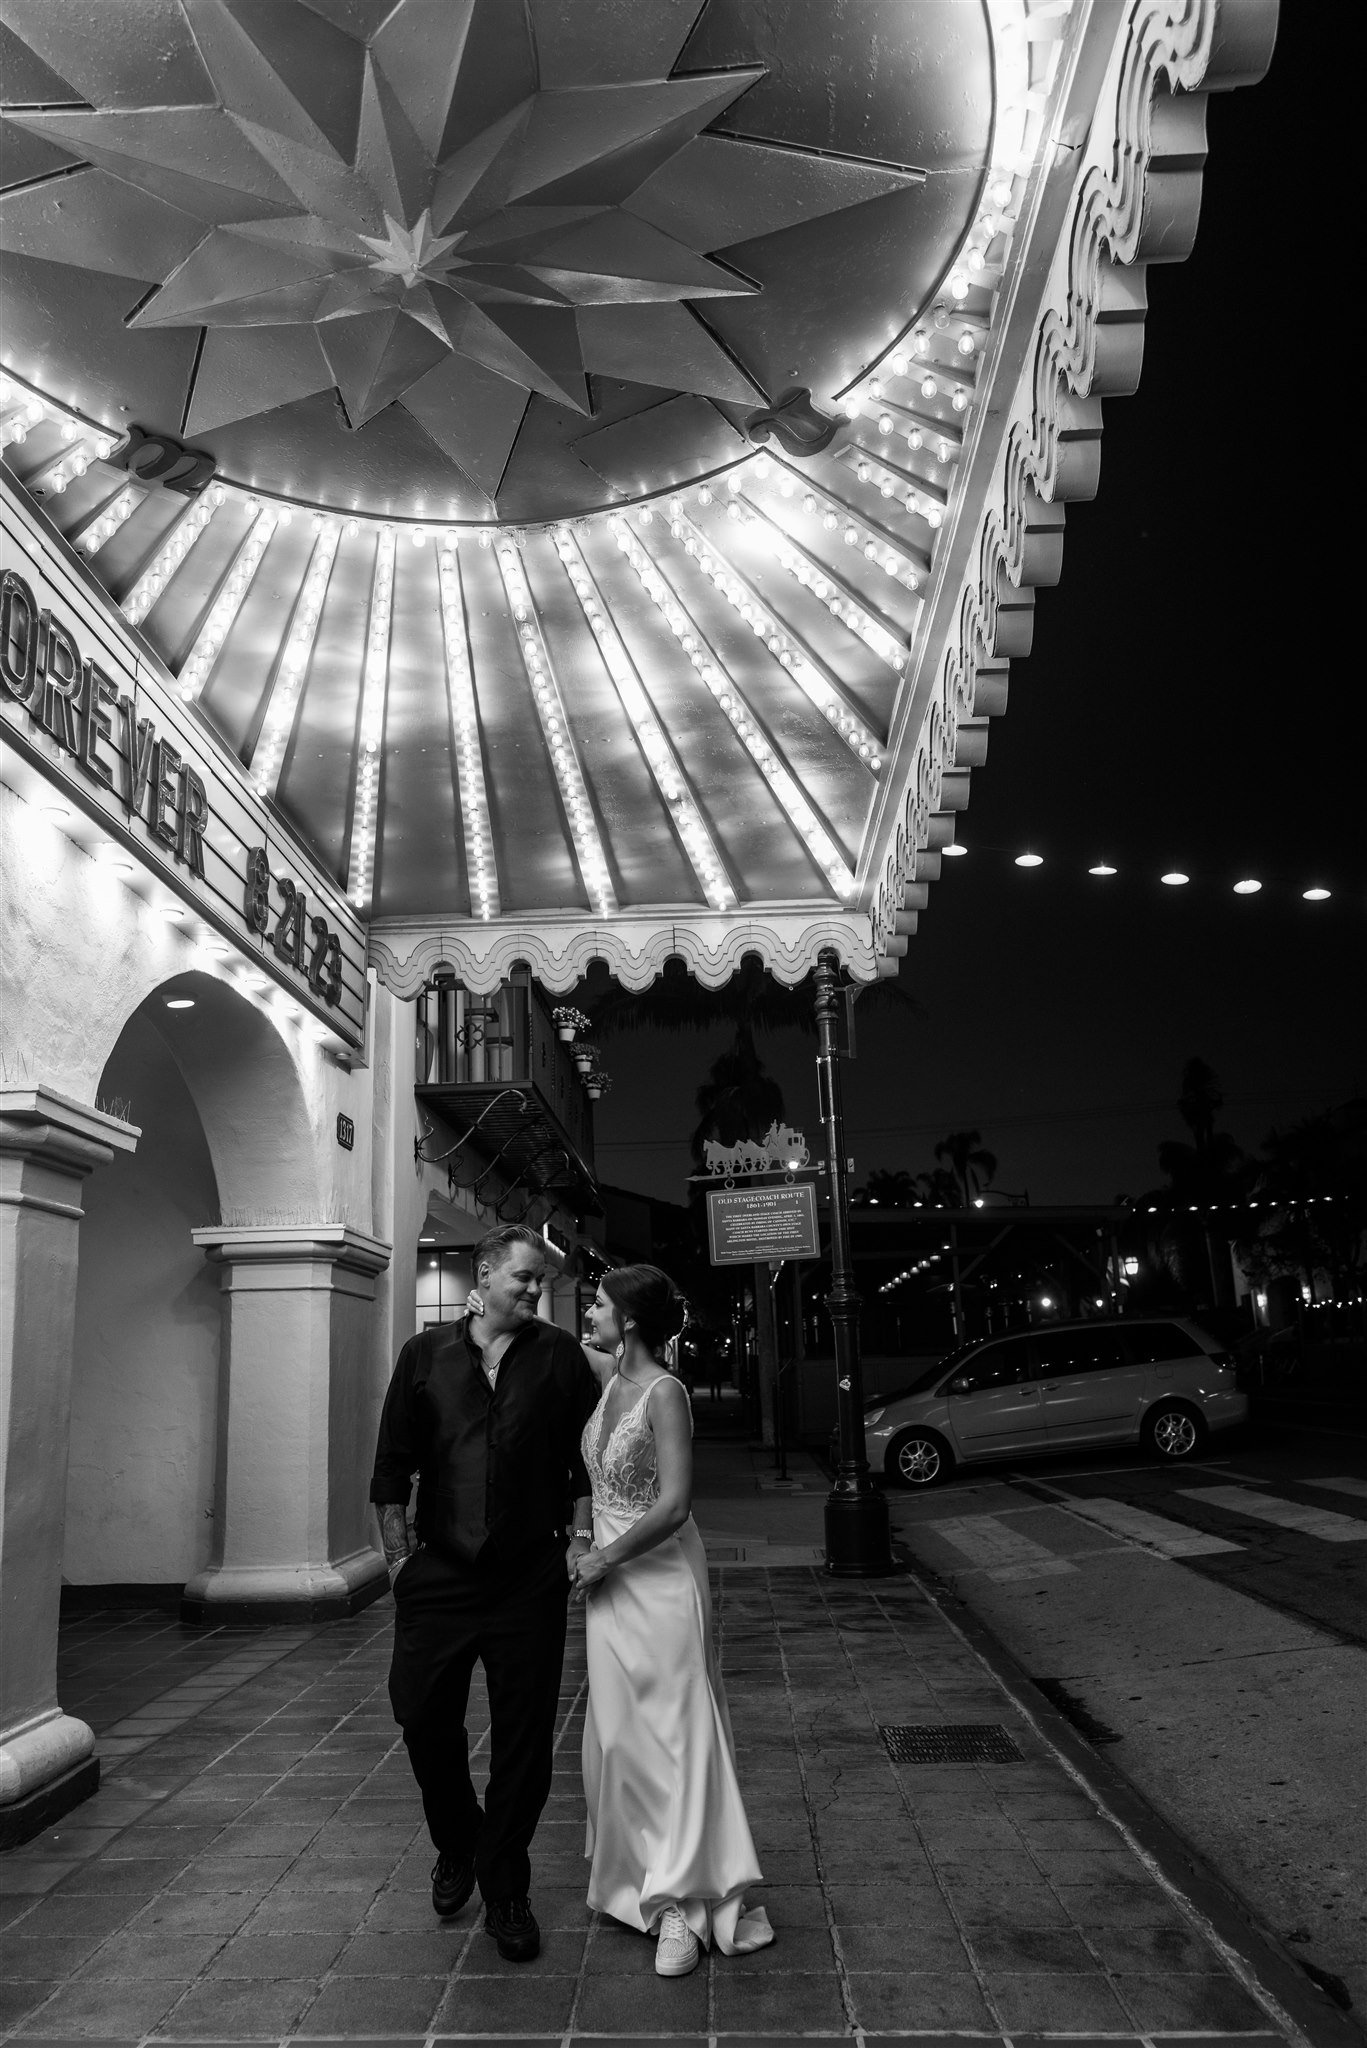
[
  {"xmin": 1, "ymin": 784, "xmax": 379, "ymax": 1236},
  {"xmin": 64, "ymin": 1009, "xmax": 221, "ymax": 1584}
]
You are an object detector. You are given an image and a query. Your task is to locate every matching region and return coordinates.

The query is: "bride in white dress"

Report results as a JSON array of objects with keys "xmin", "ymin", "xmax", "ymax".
[{"xmin": 572, "ymin": 1264, "xmax": 774, "ymax": 1979}]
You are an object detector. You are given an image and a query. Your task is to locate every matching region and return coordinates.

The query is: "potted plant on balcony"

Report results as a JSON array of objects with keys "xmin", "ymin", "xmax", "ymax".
[
  {"xmin": 551, "ymin": 1004, "xmax": 590, "ymax": 1044},
  {"xmin": 572, "ymin": 1040, "xmax": 598, "ymax": 1077},
  {"xmin": 584, "ymin": 1069, "xmax": 612, "ymax": 1101}
]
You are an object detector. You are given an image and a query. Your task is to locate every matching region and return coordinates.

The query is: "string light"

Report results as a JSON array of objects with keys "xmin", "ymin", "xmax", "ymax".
[
  {"xmin": 841, "ymin": 439, "xmax": 948, "ymax": 533},
  {"xmin": 24, "ymin": 435, "xmax": 104, "ymax": 499},
  {"xmin": 495, "ymin": 540, "xmax": 617, "ymax": 919},
  {"xmin": 775, "ymin": 462, "xmax": 927, "ymax": 592},
  {"xmin": 346, "ymin": 525, "xmax": 395, "ymax": 909},
  {"xmin": 175, "ymin": 503, "xmax": 278, "ymax": 702},
  {"xmin": 437, "ymin": 544, "xmax": 500, "ymax": 921},
  {"xmin": 730, "ymin": 489, "xmax": 908, "ymax": 672},
  {"xmin": 663, "ymin": 505, "xmax": 886, "ymax": 773},
  {"xmin": 554, "ymin": 528, "xmax": 733, "ymax": 912},
  {"xmin": 946, "ymin": 847, "xmax": 1345, "ymax": 900},
  {"xmin": 123, "ymin": 485, "xmax": 227, "ymax": 626},
  {"xmin": 69, "ymin": 484, "xmax": 141, "ymax": 559},
  {"xmin": 610, "ymin": 518, "xmax": 856, "ymax": 899},
  {"xmin": 251, "ymin": 516, "xmax": 340, "ymax": 798}
]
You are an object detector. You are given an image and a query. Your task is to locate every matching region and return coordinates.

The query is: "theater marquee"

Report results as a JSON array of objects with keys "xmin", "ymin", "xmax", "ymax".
[{"xmin": 0, "ymin": 478, "xmax": 366, "ymax": 1050}]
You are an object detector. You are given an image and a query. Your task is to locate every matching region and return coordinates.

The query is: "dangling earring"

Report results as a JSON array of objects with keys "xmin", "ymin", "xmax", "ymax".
[{"xmin": 614, "ymin": 1341, "xmax": 626, "ymax": 1364}]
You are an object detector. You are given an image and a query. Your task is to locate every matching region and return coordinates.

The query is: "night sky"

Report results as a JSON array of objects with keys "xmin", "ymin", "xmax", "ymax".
[{"xmin": 591, "ymin": 9, "xmax": 1361, "ymax": 1211}]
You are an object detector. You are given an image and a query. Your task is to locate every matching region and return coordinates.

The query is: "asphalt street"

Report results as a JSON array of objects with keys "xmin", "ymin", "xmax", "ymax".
[{"xmin": 885, "ymin": 1423, "xmax": 1367, "ymax": 2027}]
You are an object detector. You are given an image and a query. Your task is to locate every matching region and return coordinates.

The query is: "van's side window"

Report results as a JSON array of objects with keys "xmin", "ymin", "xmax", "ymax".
[
  {"xmin": 1034, "ymin": 1330, "xmax": 1126, "ymax": 1376},
  {"xmin": 942, "ymin": 1340, "xmax": 1031, "ymax": 1394},
  {"xmin": 1122, "ymin": 1323, "xmax": 1197, "ymax": 1365}
]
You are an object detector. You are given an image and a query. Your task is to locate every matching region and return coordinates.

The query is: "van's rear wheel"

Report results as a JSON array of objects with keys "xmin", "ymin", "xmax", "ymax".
[
  {"xmin": 886, "ymin": 1429, "xmax": 953, "ymax": 1488},
  {"xmin": 1142, "ymin": 1401, "xmax": 1206, "ymax": 1462}
]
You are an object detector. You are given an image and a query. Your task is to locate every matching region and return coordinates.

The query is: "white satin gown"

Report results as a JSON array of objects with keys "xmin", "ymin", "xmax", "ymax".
[{"xmin": 581, "ymin": 1376, "xmax": 774, "ymax": 1955}]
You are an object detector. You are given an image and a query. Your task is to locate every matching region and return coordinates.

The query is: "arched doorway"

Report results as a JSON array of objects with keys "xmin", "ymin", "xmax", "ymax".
[
  {"xmin": 63, "ymin": 968, "xmax": 389, "ymax": 1620},
  {"xmin": 64, "ymin": 1000, "xmax": 221, "ymax": 1591}
]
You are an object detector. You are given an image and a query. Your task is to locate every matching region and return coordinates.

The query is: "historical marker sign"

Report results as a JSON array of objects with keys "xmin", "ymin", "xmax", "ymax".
[{"xmin": 706, "ymin": 1182, "xmax": 819, "ymax": 1266}]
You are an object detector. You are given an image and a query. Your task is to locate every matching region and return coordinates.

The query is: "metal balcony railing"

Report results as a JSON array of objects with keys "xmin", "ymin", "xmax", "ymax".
[{"xmin": 415, "ymin": 972, "xmax": 597, "ymax": 1212}]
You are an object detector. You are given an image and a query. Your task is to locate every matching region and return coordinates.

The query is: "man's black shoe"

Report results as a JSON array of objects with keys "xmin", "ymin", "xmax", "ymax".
[
  {"xmin": 484, "ymin": 1894, "xmax": 540, "ymax": 1961},
  {"xmin": 431, "ymin": 1849, "xmax": 477, "ymax": 1918}
]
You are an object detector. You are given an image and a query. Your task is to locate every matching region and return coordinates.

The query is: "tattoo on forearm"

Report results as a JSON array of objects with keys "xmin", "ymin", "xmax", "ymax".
[{"xmin": 379, "ymin": 1504, "xmax": 412, "ymax": 1568}]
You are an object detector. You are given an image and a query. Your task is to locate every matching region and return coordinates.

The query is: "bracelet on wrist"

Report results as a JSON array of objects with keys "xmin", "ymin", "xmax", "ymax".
[{"xmin": 573, "ymin": 1528, "xmax": 593, "ymax": 1541}]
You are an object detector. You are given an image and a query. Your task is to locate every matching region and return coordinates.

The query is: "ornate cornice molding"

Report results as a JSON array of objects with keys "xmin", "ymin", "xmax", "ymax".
[
  {"xmin": 869, "ymin": 0, "xmax": 1278, "ymax": 961},
  {"xmin": 368, "ymin": 911, "xmax": 876, "ymax": 999}
]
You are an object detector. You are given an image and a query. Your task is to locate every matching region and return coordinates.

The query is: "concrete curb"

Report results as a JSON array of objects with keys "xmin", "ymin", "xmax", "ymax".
[{"xmin": 896, "ymin": 1553, "xmax": 1363, "ymax": 2048}]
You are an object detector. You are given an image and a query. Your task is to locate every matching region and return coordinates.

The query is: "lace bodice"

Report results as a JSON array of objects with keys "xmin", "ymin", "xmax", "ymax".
[{"xmin": 582, "ymin": 1375, "xmax": 691, "ymax": 1521}]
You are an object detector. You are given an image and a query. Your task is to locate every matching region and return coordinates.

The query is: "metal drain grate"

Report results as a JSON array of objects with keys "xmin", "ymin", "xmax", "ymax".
[{"xmin": 880, "ymin": 1723, "xmax": 1022, "ymax": 1764}]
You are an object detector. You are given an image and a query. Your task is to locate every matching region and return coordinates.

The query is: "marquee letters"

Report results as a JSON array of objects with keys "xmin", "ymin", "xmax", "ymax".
[{"xmin": 2, "ymin": 567, "xmax": 210, "ymax": 878}]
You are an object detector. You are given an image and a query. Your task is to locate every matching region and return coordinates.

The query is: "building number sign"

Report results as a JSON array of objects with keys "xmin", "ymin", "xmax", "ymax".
[{"xmin": 244, "ymin": 847, "xmax": 343, "ymax": 1005}]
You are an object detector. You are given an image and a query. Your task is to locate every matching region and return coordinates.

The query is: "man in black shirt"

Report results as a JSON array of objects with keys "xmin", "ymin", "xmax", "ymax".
[{"xmin": 370, "ymin": 1225, "xmax": 600, "ymax": 1962}]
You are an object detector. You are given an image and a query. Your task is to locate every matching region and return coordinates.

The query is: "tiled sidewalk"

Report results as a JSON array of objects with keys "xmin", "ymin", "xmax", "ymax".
[{"xmin": 0, "ymin": 1468, "xmax": 1295, "ymax": 2043}]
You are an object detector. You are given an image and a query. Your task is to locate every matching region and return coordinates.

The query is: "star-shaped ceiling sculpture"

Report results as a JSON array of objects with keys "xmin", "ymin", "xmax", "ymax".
[{"xmin": 3, "ymin": 0, "xmax": 931, "ymax": 508}]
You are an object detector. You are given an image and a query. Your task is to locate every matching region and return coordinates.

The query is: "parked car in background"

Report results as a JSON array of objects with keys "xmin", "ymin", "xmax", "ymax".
[{"xmin": 839, "ymin": 1317, "xmax": 1246, "ymax": 1487}]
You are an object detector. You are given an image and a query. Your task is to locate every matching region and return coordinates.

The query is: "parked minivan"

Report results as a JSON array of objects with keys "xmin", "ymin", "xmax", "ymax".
[{"xmin": 844, "ymin": 1317, "xmax": 1246, "ymax": 1487}]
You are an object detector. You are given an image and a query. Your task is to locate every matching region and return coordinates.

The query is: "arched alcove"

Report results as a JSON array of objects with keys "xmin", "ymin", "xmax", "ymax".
[
  {"xmin": 65, "ymin": 970, "xmax": 321, "ymax": 1590},
  {"xmin": 65, "ymin": 1007, "xmax": 221, "ymax": 1586}
]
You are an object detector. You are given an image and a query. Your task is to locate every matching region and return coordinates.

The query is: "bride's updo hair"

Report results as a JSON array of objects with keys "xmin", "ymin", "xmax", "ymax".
[{"xmin": 602, "ymin": 1264, "xmax": 687, "ymax": 1357}]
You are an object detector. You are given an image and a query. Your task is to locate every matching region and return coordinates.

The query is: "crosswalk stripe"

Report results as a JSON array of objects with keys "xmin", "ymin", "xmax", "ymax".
[
  {"xmin": 1304, "ymin": 1475, "xmax": 1367, "ymax": 1501},
  {"xmin": 929, "ymin": 1514, "xmax": 1078, "ymax": 1581},
  {"xmin": 1055, "ymin": 1494, "xmax": 1242, "ymax": 1557},
  {"xmin": 1180, "ymin": 1484, "xmax": 1367, "ymax": 1543}
]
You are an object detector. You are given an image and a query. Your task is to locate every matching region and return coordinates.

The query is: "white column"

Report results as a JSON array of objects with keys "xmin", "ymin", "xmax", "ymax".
[
  {"xmin": 184, "ymin": 1224, "xmax": 391, "ymax": 1622},
  {"xmin": 0, "ymin": 1088, "xmax": 137, "ymax": 1835}
]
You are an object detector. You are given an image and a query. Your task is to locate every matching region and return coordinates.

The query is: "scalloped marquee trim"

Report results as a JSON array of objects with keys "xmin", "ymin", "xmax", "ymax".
[
  {"xmin": 368, "ymin": 913, "xmax": 876, "ymax": 998},
  {"xmin": 868, "ymin": 0, "xmax": 1278, "ymax": 962}
]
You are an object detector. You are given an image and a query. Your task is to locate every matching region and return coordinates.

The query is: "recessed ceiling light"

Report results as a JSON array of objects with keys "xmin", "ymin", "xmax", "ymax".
[
  {"xmin": 1088, "ymin": 862, "xmax": 1117, "ymax": 876},
  {"xmin": 1302, "ymin": 886, "xmax": 1331, "ymax": 901},
  {"xmin": 41, "ymin": 802, "xmax": 69, "ymax": 821},
  {"xmin": 1014, "ymin": 852, "xmax": 1043, "ymax": 868},
  {"xmin": 943, "ymin": 842, "xmax": 968, "ymax": 857},
  {"xmin": 1160, "ymin": 871, "xmax": 1189, "ymax": 886},
  {"xmin": 165, "ymin": 997, "xmax": 195, "ymax": 1010},
  {"xmin": 1233, "ymin": 879, "xmax": 1261, "ymax": 895},
  {"xmin": 160, "ymin": 904, "xmax": 186, "ymax": 920}
]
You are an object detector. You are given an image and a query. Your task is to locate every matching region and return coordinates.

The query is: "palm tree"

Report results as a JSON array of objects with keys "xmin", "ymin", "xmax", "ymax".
[
  {"xmin": 853, "ymin": 1168, "xmax": 918, "ymax": 1207},
  {"xmin": 914, "ymin": 1165, "xmax": 964, "ymax": 1208},
  {"xmin": 1141, "ymin": 1058, "xmax": 1249, "ymax": 1310},
  {"xmin": 690, "ymin": 1036, "xmax": 787, "ymax": 1170},
  {"xmin": 579, "ymin": 951, "xmax": 918, "ymax": 1165},
  {"xmin": 584, "ymin": 950, "xmax": 917, "ymax": 1046},
  {"xmin": 933, "ymin": 1129, "xmax": 998, "ymax": 1205}
]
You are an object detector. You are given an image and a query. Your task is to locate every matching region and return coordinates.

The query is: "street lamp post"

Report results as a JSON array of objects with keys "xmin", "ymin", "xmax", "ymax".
[{"xmin": 814, "ymin": 948, "xmax": 893, "ymax": 1576}]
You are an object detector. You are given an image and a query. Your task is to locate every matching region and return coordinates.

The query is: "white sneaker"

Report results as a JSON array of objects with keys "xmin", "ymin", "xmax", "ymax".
[{"xmin": 655, "ymin": 1903, "xmax": 701, "ymax": 1977}]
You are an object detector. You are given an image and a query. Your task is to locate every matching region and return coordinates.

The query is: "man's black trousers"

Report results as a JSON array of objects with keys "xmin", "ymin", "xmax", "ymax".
[{"xmin": 388, "ymin": 1540, "xmax": 569, "ymax": 1904}]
